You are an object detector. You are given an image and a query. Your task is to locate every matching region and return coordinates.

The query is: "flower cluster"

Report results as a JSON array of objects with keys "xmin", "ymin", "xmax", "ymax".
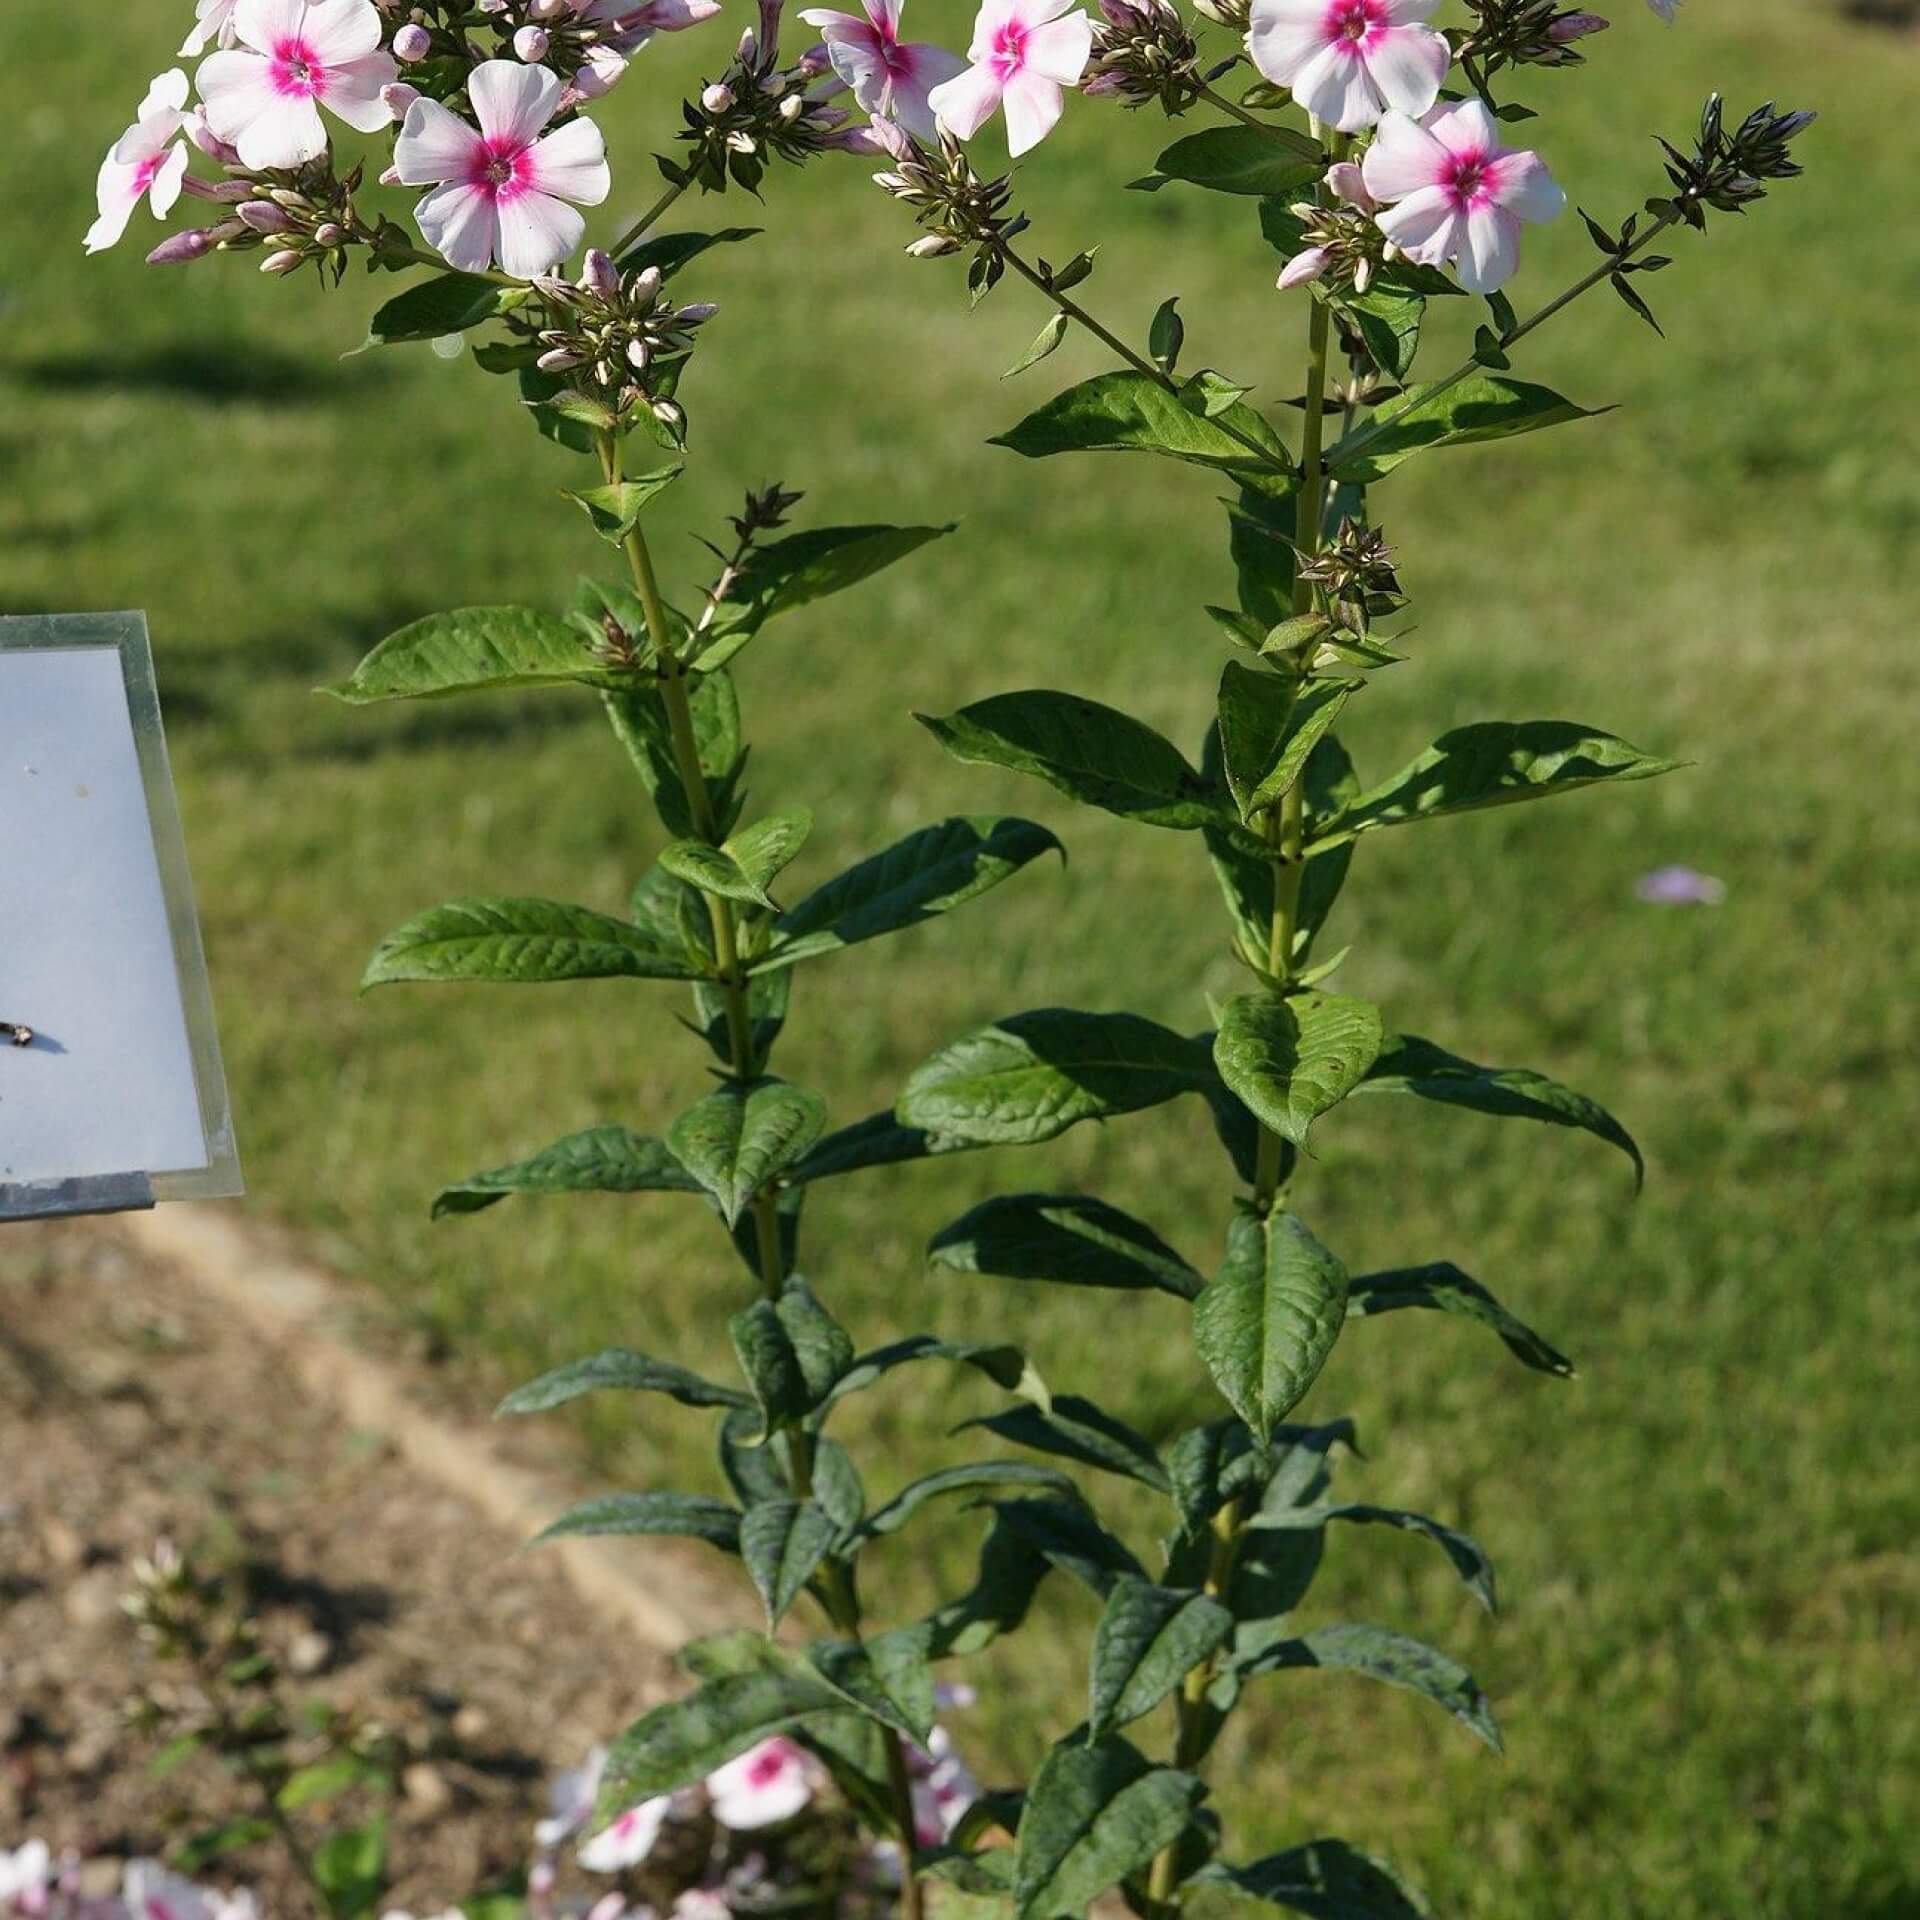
[
  {"xmin": 875, "ymin": 130, "xmax": 1031, "ymax": 298},
  {"xmin": 0, "ymin": 1846, "xmax": 255, "ymax": 1920},
  {"xmin": 1080, "ymin": 0, "xmax": 1208, "ymax": 114}
]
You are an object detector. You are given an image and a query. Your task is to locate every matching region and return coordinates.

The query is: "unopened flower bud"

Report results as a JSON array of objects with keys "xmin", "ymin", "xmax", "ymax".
[
  {"xmin": 184, "ymin": 109, "xmax": 243, "ymax": 166},
  {"xmin": 513, "ymin": 24, "xmax": 551, "ymax": 60},
  {"xmin": 906, "ymin": 233, "xmax": 962, "ymax": 258},
  {"xmin": 580, "ymin": 247, "xmax": 619, "ymax": 296},
  {"xmin": 1324, "ymin": 160, "xmax": 1371, "ymax": 209},
  {"xmin": 1276, "ymin": 245, "xmax": 1330, "ymax": 291},
  {"xmin": 677, "ymin": 301, "xmax": 718, "ymax": 323},
  {"xmin": 701, "ymin": 81, "xmax": 736, "ymax": 113},
  {"xmin": 146, "ymin": 228, "xmax": 215, "ymax": 266},
  {"xmin": 382, "ymin": 80, "xmax": 421, "ymax": 118},
  {"xmin": 797, "ymin": 42, "xmax": 832, "ymax": 75},
  {"xmin": 626, "ymin": 338, "xmax": 652, "ymax": 371},
  {"xmin": 261, "ymin": 248, "xmax": 306, "ymax": 275},
  {"xmin": 1548, "ymin": 10, "xmax": 1609, "ymax": 41},
  {"xmin": 537, "ymin": 346, "xmax": 586, "ymax": 371},
  {"xmin": 725, "ymin": 129, "xmax": 757, "ymax": 153},
  {"xmin": 761, "ymin": 69, "xmax": 788, "ymax": 96},
  {"xmin": 737, "ymin": 27, "xmax": 758, "ymax": 59},
  {"xmin": 393, "ymin": 21, "xmax": 432, "ymax": 59},
  {"xmin": 531, "ymin": 0, "xmax": 571, "ymax": 17},
  {"xmin": 1352, "ymin": 253, "xmax": 1374, "ymax": 293},
  {"xmin": 651, "ymin": 397, "xmax": 685, "ymax": 433},
  {"xmin": 777, "ymin": 91, "xmax": 804, "ymax": 120},
  {"xmin": 1189, "ymin": 0, "xmax": 1248, "ymax": 25},
  {"xmin": 629, "ymin": 265, "xmax": 663, "ymax": 306},
  {"xmin": 313, "ymin": 221, "xmax": 346, "ymax": 248},
  {"xmin": 237, "ymin": 199, "xmax": 296, "ymax": 233},
  {"xmin": 181, "ymin": 175, "xmax": 253, "ymax": 202}
]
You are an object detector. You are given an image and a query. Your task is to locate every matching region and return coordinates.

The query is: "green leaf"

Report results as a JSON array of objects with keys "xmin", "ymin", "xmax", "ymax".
[
  {"xmin": 1328, "ymin": 375, "xmax": 1606, "ymax": 483},
  {"xmin": 534, "ymin": 1491, "xmax": 742, "ymax": 1552},
  {"xmin": 562, "ymin": 464, "xmax": 683, "ymax": 543},
  {"xmin": 1213, "ymin": 992, "xmax": 1385, "ymax": 1147},
  {"xmin": 326, "ymin": 606, "xmax": 617, "ymax": 704},
  {"xmin": 697, "ymin": 524, "xmax": 952, "ymax": 666},
  {"xmin": 995, "ymin": 1498, "xmax": 1147, "ymax": 1598},
  {"xmin": 856, "ymin": 1461, "xmax": 1079, "ymax": 1541},
  {"xmin": 603, "ymin": 1654, "xmax": 849, "ymax": 1807},
  {"xmin": 1357, "ymin": 1035, "xmax": 1643, "ymax": 1183},
  {"xmin": 762, "ymin": 816, "xmax": 1062, "ymax": 971},
  {"xmin": 366, "ymin": 272, "xmax": 522, "ymax": 345},
  {"xmin": 1312, "ymin": 720, "xmax": 1682, "ymax": 852},
  {"xmin": 899, "ymin": 1011, "xmax": 1217, "ymax": 1149},
  {"xmin": 930, "ymin": 1191, "xmax": 1202, "ymax": 1300},
  {"xmin": 434, "ymin": 1126, "xmax": 700, "ymax": 1218},
  {"xmin": 807, "ymin": 1626, "xmax": 939, "ymax": 1744},
  {"xmin": 277, "ymin": 1754, "xmax": 379, "ymax": 1811},
  {"xmin": 962, "ymin": 1395, "xmax": 1170, "ymax": 1493},
  {"xmin": 1088, "ymin": 1577, "xmax": 1234, "ymax": 1739},
  {"xmin": 920, "ymin": 1510, "xmax": 1055, "ymax": 1658},
  {"xmin": 1013, "ymin": 1734, "xmax": 1206, "ymax": 1920},
  {"xmin": 1197, "ymin": 1839, "xmax": 1432, "ymax": 1919},
  {"xmin": 363, "ymin": 898, "xmax": 701, "ymax": 988},
  {"xmin": 740, "ymin": 1498, "xmax": 839, "ymax": 1626},
  {"xmin": 1248, "ymin": 1504, "xmax": 1496, "ymax": 1612},
  {"xmin": 1143, "ymin": 125, "xmax": 1322, "ymax": 195},
  {"xmin": 1348, "ymin": 1262, "xmax": 1571, "ymax": 1377},
  {"xmin": 1344, "ymin": 287, "xmax": 1426, "ymax": 383},
  {"xmin": 605, "ymin": 669, "xmax": 743, "ymax": 840},
  {"xmin": 918, "ymin": 690, "xmax": 1229, "ymax": 832},
  {"xmin": 1217, "ymin": 666, "xmax": 1354, "ymax": 823},
  {"xmin": 729, "ymin": 1275, "xmax": 855, "ymax": 1434},
  {"xmin": 1193, "ymin": 1207, "xmax": 1349, "ymax": 1442},
  {"xmin": 497, "ymin": 1347, "xmax": 749, "ymax": 1417},
  {"xmin": 1243, "ymin": 1622, "xmax": 1501, "ymax": 1751},
  {"xmin": 718, "ymin": 1409, "xmax": 863, "ymax": 1527},
  {"xmin": 170, "ymin": 1818, "xmax": 276, "ymax": 1871},
  {"xmin": 1228, "ymin": 484, "xmax": 1300, "ymax": 628},
  {"xmin": 668, "ymin": 1078, "xmax": 827, "ymax": 1226},
  {"xmin": 616, "ymin": 224, "xmax": 761, "ymax": 277},
  {"xmin": 660, "ymin": 807, "xmax": 812, "ymax": 912},
  {"xmin": 1006, "ymin": 310, "xmax": 1070, "ymax": 378},
  {"xmin": 823, "ymin": 1335, "xmax": 1050, "ymax": 1412},
  {"xmin": 790, "ymin": 1111, "xmax": 966, "ymax": 1183},
  {"xmin": 312, "ymin": 1821, "xmax": 387, "ymax": 1920},
  {"xmin": 992, "ymin": 372, "xmax": 1292, "ymax": 492},
  {"xmin": 1148, "ymin": 297, "xmax": 1184, "ymax": 374}
]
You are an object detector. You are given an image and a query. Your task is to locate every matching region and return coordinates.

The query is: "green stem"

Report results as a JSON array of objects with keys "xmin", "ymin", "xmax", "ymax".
[
  {"xmin": 607, "ymin": 179, "xmax": 691, "ymax": 263},
  {"xmin": 389, "ymin": 243, "xmax": 522, "ymax": 285},
  {"xmin": 1192, "ymin": 78, "xmax": 1316, "ymax": 144}
]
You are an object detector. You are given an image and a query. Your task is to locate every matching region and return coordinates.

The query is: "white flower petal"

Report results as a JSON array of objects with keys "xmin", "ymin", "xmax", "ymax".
[
  {"xmin": 194, "ymin": 47, "xmax": 280, "ymax": 144},
  {"xmin": 1361, "ymin": 23, "xmax": 1447, "ymax": 119},
  {"xmin": 468, "ymin": 58, "xmax": 563, "ymax": 147},
  {"xmin": 322, "ymin": 50, "xmax": 401, "ymax": 130},
  {"xmin": 303, "ymin": 0, "xmax": 384, "ymax": 62},
  {"xmin": 234, "ymin": 0, "xmax": 314, "ymax": 55},
  {"xmin": 1359, "ymin": 107, "xmax": 1448, "ymax": 201},
  {"xmin": 84, "ymin": 160, "xmax": 143, "ymax": 252},
  {"xmin": 394, "ymin": 96, "xmax": 484, "ymax": 185},
  {"xmin": 1287, "ymin": 39, "xmax": 1382, "ymax": 134},
  {"xmin": 495, "ymin": 187, "xmax": 586, "ymax": 276},
  {"xmin": 1374, "ymin": 182, "xmax": 1463, "ymax": 262},
  {"xmin": 1458, "ymin": 202, "xmax": 1520, "ymax": 290},
  {"xmin": 1487, "ymin": 147, "xmax": 1565, "ymax": 223},
  {"xmin": 525, "ymin": 116, "xmax": 611, "ymax": 206},
  {"xmin": 140, "ymin": 67, "xmax": 193, "ymax": 118},
  {"xmin": 1021, "ymin": 12, "xmax": 1092, "ymax": 84},
  {"xmin": 998, "ymin": 66, "xmax": 1063, "ymax": 154},
  {"xmin": 149, "ymin": 142, "xmax": 191, "ymax": 217},
  {"xmin": 578, "ymin": 1797, "xmax": 670, "ymax": 1872},
  {"xmin": 1426, "ymin": 96, "xmax": 1499, "ymax": 161},
  {"xmin": 415, "ymin": 178, "xmax": 501, "ymax": 271},
  {"xmin": 927, "ymin": 60, "xmax": 1003, "ymax": 139},
  {"xmin": 1244, "ymin": 0, "xmax": 1326, "ymax": 86}
]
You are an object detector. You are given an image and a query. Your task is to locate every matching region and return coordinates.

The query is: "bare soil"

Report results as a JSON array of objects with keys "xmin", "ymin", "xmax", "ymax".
[{"xmin": 0, "ymin": 1220, "xmax": 678, "ymax": 1914}]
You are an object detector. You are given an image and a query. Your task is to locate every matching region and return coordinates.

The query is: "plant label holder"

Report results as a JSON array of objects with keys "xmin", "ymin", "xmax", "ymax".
[{"xmin": 0, "ymin": 612, "xmax": 242, "ymax": 1222}]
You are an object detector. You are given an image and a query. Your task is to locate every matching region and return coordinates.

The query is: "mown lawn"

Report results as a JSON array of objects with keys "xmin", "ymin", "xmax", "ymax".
[{"xmin": 5, "ymin": 3, "xmax": 1917, "ymax": 1915}]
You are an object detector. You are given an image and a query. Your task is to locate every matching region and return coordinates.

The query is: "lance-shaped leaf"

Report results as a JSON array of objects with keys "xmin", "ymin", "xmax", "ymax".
[
  {"xmin": 961, "ymin": 1395, "xmax": 1170, "ymax": 1493},
  {"xmin": 534, "ymin": 1491, "xmax": 742, "ymax": 1552},
  {"xmin": 790, "ymin": 1112, "xmax": 967, "ymax": 1183},
  {"xmin": 1242, "ymin": 1622, "xmax": 1502, "ymax": 1751},
  {"xmin": 1195, "ymin": 1839, "xmax": 1432, "ymax": 1919},
  {"xmin": 992, "ymin": 372, "xmax": 1292, "ymax": 494},
  {"xmin": 920, "ymin": 1511, "xmax": 1055, "ymax": 1658},
  {"xmin": 498, "ymin": 1347, "xmax": 748, "ymax": 1417},
  {"xmin": 1005, "ymin": 310, "xmax": 1069, "ymax": 378},
  {"xmin": 668, "ymin": 1078, "xmax": 827, "ymax": 1226},
  {"xmin": 1217, "ymin": 666, "xmax": 1354, "ymax": 824},
  {"xmin": 1214, "ymin": 993, "xmax": 1385, "ymax": 1147},
  {"xmin": 363, "ymin": 898, "xmax": 701, "ymax": 988},
  {"xmin": 918, "ymin": 690, "xmax": 1229, "ymax": 832},
  {"xmin": 1088, "ymin": 1578, "xmax": 1235, "ymax": 1739},
  {"xmin": 854, "ymin": 1462, "xmax": 1079, "ymax": 1542},
  {"xmin": 728, "ymin": 1275, "xmax": 854, "ymax": 1435},
  {"xmin": 602, "ymin": 1652, "xmax": 849, "ymax": 1808},
  {"xmin": 695, "ymin": 523, "xmax": 952, "ymax": 668},
  {"xmin": 1348, "ymin": 1262, "xmax": 1573, "ymax": 1378},
  {"xmin": 1309, "ymin": 720, "xmax": 1682, "ymax": 852},
  {"xmin": 561, "ymin": 463, "xmax": 684, "ymax": 543},
  {"xmin": 1013, "ymin": 1734, "xmax": 1207, "ymax": 1920},
  {"xmin": 718, "ymin": 1410, "xmax": 864, "ymax": 1531},
  {"xmin": 1193, "ymin": 1207, "xmax": 1349, "ymax": 1442},
  {"xmin": 1327, "ymin": 374, "xmax": 1606, "ymax": 484},
  {"xmin": 807, "ymin": 1626, "xmax": 939, "ymax": 1744},
  {"xmin": 327, "ymin": 606, "xmax": 619, "ymax": 704},
  {"xmin": 615, "ymin": 224, "xmax": 761, "ymax": 277},
  {"xmin": 761, "ymin": 816, "xmax": 1063, "ymax": 972},
  {"xmin": 365, "ymin": 271, "xmax": 527, "ymax": 345},
  {"xmin": 1356, "ymin": 1035, "xmax": 1643, "ymax": 1183},
  {"xmin": 994, "ymin": 1498, "xmax": 1147, "ymax": 1598},
  {"xmin": 1248, "ymin": 1504, "xmax": 1496, "ymax": 1612},
  {"xmin": 898, "ymin": 1010, "xmax": 1217, "ymax": 1149},
  {"xmin": 660, "ymin": 808, "xmax": 813, "ymax": 911},
  {"xmin": 929, "ymin": 1192, "xmax": 1203, "ymax": 1299},
  {"xmin": 604, "ymin": 670, "xmax": 742, "ymax": 841},
  {"xmin": 739, "ymin": 1498, "xmax": 840, "ymax": 1627},
  {"xmin": 1346, "ymin": 286, "xmax": 1428, "ymax": 384},
  {"xmin": 822, "ymin": 1336, "xmax": 1050, "ymax": 1412},
  {"xmin": 434, "ymin": 1126, "xmax": 700, "ymax": 1218},
  {"xmin": 1139, "ymin": 124, "xmax": 1322, "ymax": 195}
]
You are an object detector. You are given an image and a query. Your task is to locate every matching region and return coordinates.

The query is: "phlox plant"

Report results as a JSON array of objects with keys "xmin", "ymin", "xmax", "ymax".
[{"xmin": 85, "ymin": 0, "xmax": 1808, "ymax": 1917}]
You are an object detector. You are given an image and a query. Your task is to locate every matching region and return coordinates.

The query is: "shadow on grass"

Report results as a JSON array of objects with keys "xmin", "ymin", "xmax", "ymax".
[{"xmin": 15, "ymin": 341, "xmax": 381, "ymax": 407}]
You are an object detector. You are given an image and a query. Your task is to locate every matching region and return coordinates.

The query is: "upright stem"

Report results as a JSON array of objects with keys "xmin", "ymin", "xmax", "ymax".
[{"xmin": 607, "ymin": 179, "xmax": 690, "ymax": 262}]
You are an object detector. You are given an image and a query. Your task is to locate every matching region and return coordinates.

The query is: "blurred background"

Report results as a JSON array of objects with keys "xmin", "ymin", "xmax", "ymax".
[{"xmin": 5, "ymin": 2, "xmax": 1917, "ymax": 1915}]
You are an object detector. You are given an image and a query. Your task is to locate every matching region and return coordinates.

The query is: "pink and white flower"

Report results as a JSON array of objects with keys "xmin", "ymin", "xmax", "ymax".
[
  {"xmin": 577, "ymin": 1793, "xmax": 671, "ymax": 1871},
  {"xmin": 393, "ymin": 61, "xmax": 611, "ymax": 278},
  {"xmin": 926, "ymin": 0, "xmax": 1092, "ymax": 156},
  {"xmin": 1360, "ymin": 99, "xmax": 1564, "ymax": 292},
  {"xmin": 123, "ymin": 1861, "xmax": 216, "ymax": 1920},
  {"xmin": 1246, "ymin": 0, "xmax": 1449, "ymax": 135},
  {"xmin": 197, "ymin": 0, "xmax": 399, "ymax": 170},
  {"xmin": 85, "ymin": 70, "xmax": 192, "ymax": 255},
  {"xmin": 181, "ymin": 0, "xmax": 243, "ymax": 56},
  {"xmin": 797, "ymin": 0, "xmax": 968, "ymax": 140},
  {"xmin": 0, "ymin": 1839, "xmax": 52, "ymax": 1915},
  {"xmin": 574, "ymin": 0, "xmax": 726, "ymax": 57},
  {"xmin": 705, "ymin": 1736, "xmax": 815, "ymax": 1830},
  {"xmin": 535, "ymin": 1744, "xmax": 609, "ymax": 1850}
]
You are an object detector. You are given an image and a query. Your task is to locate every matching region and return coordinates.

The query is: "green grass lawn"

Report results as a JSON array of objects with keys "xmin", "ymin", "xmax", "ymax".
[{"xmin": 6, "ymin": 3, "xmax": 1917, "ymax": 1915}]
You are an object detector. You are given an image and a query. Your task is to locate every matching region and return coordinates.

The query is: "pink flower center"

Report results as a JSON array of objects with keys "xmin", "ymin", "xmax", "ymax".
[
  {"xmin": 269, "ymin": 35, "xmax": 327, "ymax": 97},
  {"xmin": 746, "ymin": 1747, "xmax": 790, "ymax": 1787},
  {"xmin": 467, "ymin": 135, "xmax": 535, "ymax": 200},
  {"xmin": 1323, "ymin": 0, "xmax": 1383, "ymax": 49},
  {"xmin": 133, "ymin": 153, "xmax": 165, "ymax": 194},
  {"xmin": 989, "ymin": 19, "xmax": 1028, "ymax": 77},
  {"xmin": 1443, "ymin": 148, "xmax": 1494, "ymax": 207}
]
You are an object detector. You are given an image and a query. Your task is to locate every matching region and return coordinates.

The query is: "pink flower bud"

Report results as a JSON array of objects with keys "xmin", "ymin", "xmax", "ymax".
[
  {"xmin": 865, "ymin": 114, "xmax": 913, "ymax": 161},
  {"xmin": 313, "ymin": 221, "xmax": 346, "ymax": 247},
  {"xmin": 185, "ymin": 109, "xmax": 242, "ymax": 165},
  {"xmin": 626, "ymin": 338, "xmax": 652, "ymax": 371},
  {"xmin": 382, "ymin": 81, "xmax": 422, "ymax": 116},
  {"xmin": 701, "ymin": 81, "xmax": 736, "ymax": 113},
  {"xmin": 537, "ymin": 346, "xmax": 585, "ymax": 371},
  {"xmin": 530, "ymin": 0, "xmax": 572, "ymax": 16},
  {"xmin": 1324, "ymin": 160, "xmax": 1374, "ymax": 211},
  {"xmin": 818, "ymin": 125, "xmax": 890, "ymax": 154},
  {"xmin": 580, "ymin": 247, "xmax": 619, "ymax": 296},
  {"xmin": 261, "ymin": 248, "xmax": 306, "ymax": 275},
  {"xmin": 392, "ymin": 22, "xmax": 432, "ymax": 59},
  {"xmin": 797, "ymin": 42, "xmax": 832, "ymax": 75},
  {"xmin": 237, "ymin": 199, "xmax": 296, "ymax": 233},
  {"xmin": 181, "ymin": 175, "xmax": 253, "ymax": 203},
  {"xmin": 513, "ymin": 24, "xmax": 551, "ymax": 59},
  {"xmin": 1548, "ymin": 10, "xmax": 1609, "ymax": 39},
  {"xmin": 677, "ymin": 301, "xmax": 718, "ymax": 322},
  {"xmin": 629, "ymin": 265, "xmax": 663, "ymax": 305},
  {"xmin": 146, "ymin": 228, "xmax": 215, "ymax": 266},
  {"xmin": 1275, "ymin": 245, "xmax": 1331, "ymax": 291}
]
